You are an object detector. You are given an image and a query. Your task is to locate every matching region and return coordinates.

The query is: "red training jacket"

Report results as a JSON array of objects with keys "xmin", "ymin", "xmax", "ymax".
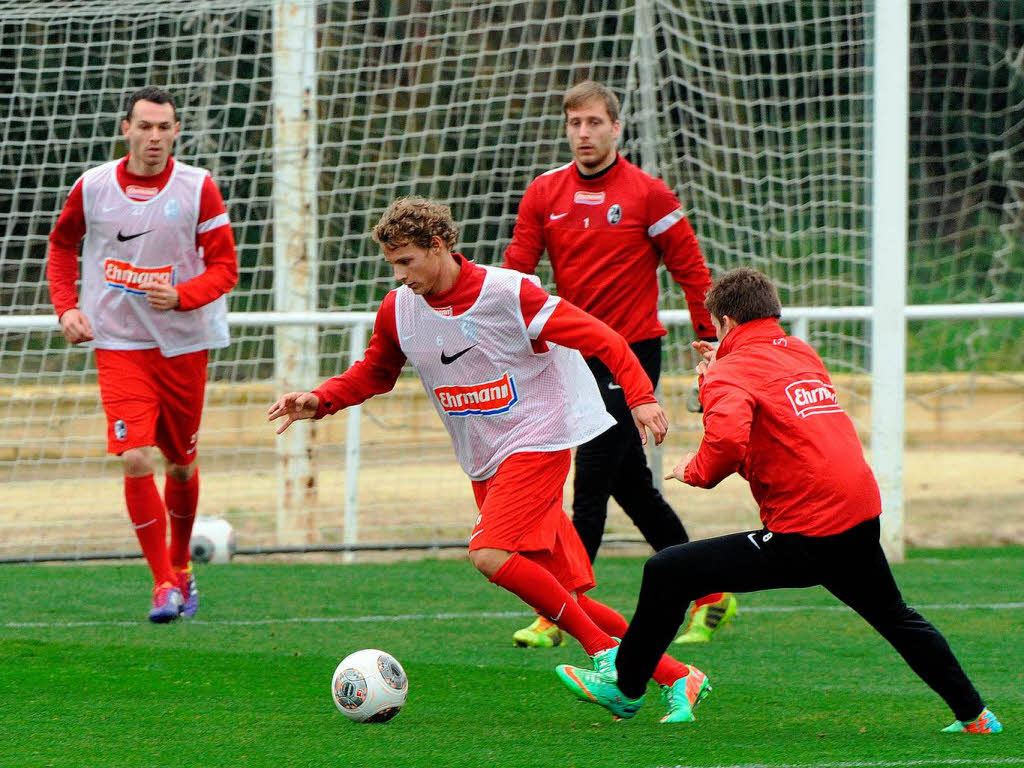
[
  {"xmin": 503, "ymin": 154, "xmax": 715, "ymax": 343},
  {"xmin": 312, "ymin": 255, "xmax": 656, "ymax": 418},
  {"xmin": 684, "ymin": 317, "xmax": 881, "ymax": 537}
]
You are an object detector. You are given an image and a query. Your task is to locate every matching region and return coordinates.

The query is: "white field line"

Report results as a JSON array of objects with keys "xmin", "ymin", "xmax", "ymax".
[
  {"xmin": 4, "ymin": 602, "xmax": 1024, "ymax": 630},
  {"xmin": 655, "ymin": 760, "xmax": 1024, "ymax": 768}
]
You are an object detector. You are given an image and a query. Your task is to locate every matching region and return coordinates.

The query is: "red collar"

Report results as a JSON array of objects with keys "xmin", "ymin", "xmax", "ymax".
[
  {"xmin": 423, "ymin": 253, "xmax": 481, "ymax": 313},
  {"xmin": 716, "ymin": 317, "xmax": 786, "ymax": 359},
  {"xmin": 117, "ymin": 155, "xmax": 175, "ymax": 197}
]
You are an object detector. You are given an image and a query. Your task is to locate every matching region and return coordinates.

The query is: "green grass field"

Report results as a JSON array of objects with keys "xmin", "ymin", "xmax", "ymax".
[{"xmin": 2, "ymin": 549, "xmax": 1022, "ymax": 768}]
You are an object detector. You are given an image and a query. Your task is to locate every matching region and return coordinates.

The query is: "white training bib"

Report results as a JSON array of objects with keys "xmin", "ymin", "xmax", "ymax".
[
  {"xmin": 395, "ymin": 265, "xmax": 614, "ymax": 480},
  {"xmin": 78, "ymin": 159, "xmax": 230, "ymax": 357}
]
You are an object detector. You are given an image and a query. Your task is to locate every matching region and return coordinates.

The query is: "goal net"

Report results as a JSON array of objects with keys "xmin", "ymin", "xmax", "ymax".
[{"xmin": 1, "ymin": 0, "xmax": 1020, "ymax": 560}]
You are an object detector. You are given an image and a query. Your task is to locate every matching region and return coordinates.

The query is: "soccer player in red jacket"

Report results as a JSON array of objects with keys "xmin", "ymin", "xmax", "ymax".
[
  {"xmin": 503, "ymin": 80, "xmax": 735, "ymax": 648},
  {"xmin": 47, "ymin": 87, "xmax": 238, "ymax": 622},
  {"xmin": 269, "ymin": 197, "xmax": 710, "ymax": 723},
  {"xmin": 556, "ymin": 267, "xmax": 1001, "ymax": 734}
]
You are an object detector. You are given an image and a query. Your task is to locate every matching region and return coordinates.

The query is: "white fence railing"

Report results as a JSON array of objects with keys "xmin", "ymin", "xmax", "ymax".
[{"xmin": 3, "ymin": 301, "xmax": 1023, "ymax": 562}]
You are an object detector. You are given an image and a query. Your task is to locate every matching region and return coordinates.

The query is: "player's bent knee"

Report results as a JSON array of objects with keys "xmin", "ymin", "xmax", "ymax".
[
  {"xmin": 643, "ymin": 546, "xmax": 688, "ymax": 586},
  {"xmin": 121, "ymin": 447, "xmax": 155, "ymax": 477},
  {"xmin": 469, "ymin": 547, "xmax": 511, "ymax": 579}
]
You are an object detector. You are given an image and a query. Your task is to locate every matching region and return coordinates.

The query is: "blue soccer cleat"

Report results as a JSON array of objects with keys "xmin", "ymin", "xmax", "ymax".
[
  {"xmin": 148, "ymin": 582, "xmax": 184, "ymax": 623},
  {"xmin": 175, "ymin": 564, "xmax": 199, "ymax": 618}
]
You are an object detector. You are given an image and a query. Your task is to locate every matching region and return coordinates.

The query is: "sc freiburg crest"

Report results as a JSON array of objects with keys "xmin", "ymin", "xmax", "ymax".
[{"xmin": 607, "ymin": 204, "xmax": 622, "ymax": 224}]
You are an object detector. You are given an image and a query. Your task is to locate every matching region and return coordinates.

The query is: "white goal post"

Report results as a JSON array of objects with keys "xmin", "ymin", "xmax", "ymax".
[{"xmin": 1, "ymin": 0, "xmax": 1021, "ymax": 563}]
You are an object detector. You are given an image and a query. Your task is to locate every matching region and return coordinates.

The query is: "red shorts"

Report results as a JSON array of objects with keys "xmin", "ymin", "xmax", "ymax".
[
  {"xmin": 470, "ymin": 449, "xmax": 595, "ymax": 594},
  {"xmin": 95, "ymin": 348, "xmax": 208, "ymax": 465}
]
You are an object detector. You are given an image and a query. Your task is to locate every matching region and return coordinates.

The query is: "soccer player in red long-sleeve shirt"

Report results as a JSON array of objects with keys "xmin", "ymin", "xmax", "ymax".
[
  {"xmin": 269, "ymin": 197, "xmax": 711, "ymax": 723},
  {"xmin": 503, "ymin": 80, "xmax": 736, "ymax": 648},
  {"xmin": 47, "ymin": 87, "xmax": 238, "ymax": 622},
  {"xmin": 557, "ymin": 268, "xmax": 1001, "ymax": 734}
]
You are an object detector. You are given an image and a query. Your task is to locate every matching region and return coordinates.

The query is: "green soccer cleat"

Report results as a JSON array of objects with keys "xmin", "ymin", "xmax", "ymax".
[
  {"xmin": 659, "ymin": 665, "xmax": 712, "ymax": 723},
  {"xmin": 673, "ymin": 593, "xmax": 738, "ymax": 645},
  {"xmin": 555, "ymin": 655, "xmax": 644, "ymax": 720},
  {"xmin": 941, "ymin": 708, "xmax": 1002, "ymax": 734},
  {"xmin": 513, "ymin": 616, "xmax": 563, "ymax": 648},
  {"xmin": 559, "ymin": 644, "xmax": 619, "ymax": 703}
]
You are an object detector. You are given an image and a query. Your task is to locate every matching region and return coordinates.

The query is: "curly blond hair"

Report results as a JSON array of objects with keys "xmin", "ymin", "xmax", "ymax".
[{"xmin": 372, "ymin": 196, "xmax": 459, "ymax": 251}]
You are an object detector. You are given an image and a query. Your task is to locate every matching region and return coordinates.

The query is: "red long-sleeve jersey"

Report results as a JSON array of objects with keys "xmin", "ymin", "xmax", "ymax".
[
  {"xmin": 312, "ymin": 255, "xmax": 656, "ymax": 417},
  {"xmin": 683, "ymin": 318, "xmax": 881, "ymax": 537},
  {"xmin": 503, "ymin": 154, "xmax": 715, "ymax": 343},
  {"xmin": 47, "ymin": 155, "xmax": 238, "ymax": 317}
]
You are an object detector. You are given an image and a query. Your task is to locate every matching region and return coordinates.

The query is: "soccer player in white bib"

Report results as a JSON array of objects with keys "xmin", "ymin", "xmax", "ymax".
[
  {"xmin": 269, "ymin": 197, "xmax": 711, "ymax": 723},
  {"xmin": 47, "ymin": 87, "xmax": 238, "ymax": 622}
]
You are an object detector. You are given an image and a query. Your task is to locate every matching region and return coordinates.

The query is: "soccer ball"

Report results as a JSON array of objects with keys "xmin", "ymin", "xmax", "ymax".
[
  {"xmin": 331, "ymin": 649, "xmax": 408, "ymax": 723},
  {"xmin": 189, "ymin": 515, "xmax": 236, "ymax": 564}
]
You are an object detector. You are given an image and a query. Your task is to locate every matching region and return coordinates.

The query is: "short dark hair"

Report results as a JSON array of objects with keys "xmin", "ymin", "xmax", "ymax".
[
  {"xmin": 705, "ymin": 267, "xmax": 783, "ymax": 324},
  {"xmin": 372, "ymin": 196, "xmax": 459, "ymax": 251},
  {"xmin": 124, "ymin": 87, "xmax": 178, "ymax": 122},
  {"xmin": 563, "ymin": 80, "xmax": 620, "ymax": 123}
]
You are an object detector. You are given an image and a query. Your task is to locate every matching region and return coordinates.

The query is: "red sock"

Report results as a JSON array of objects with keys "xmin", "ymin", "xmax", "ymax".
[
  {"xmin": 490, "ymin": 554, "xmax": 615, "ymax": 656},
  {"xmin": 125, "ymin": 474, "xmax": 174, "ymax": 586},
  {"xmin": 165, "ymin": 470, "xmax": 199, "ymax": 570},
  {"xmin": 651, "ymin": 654, "xmax": 690, "ymax": 687},
  {"xmin": 694, "ymin": 592, "xmax": 724, "ymax": 608},
  {"xmin": 579, "ymin": 594, "xmax": 689, "ymax": 686},
  {"xmin": 577, "ymin": 594, "xmax": 629, "ymax": 637}
]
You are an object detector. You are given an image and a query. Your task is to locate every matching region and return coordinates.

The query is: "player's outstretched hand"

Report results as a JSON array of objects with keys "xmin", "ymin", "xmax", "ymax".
[
  {"xmin": 139, "ymin": 280, "xmax": 180, "ymax": 311},
  {"xmin": 268, "ymin": 392, "xmax": 320, "ymax": 434},
  {"xmin": 665, "ymin": 452, "xmax": 696, "ymax": 483},
  {"xmin": 59, "ymin": 308, "xmax": 94, "ymax": 344},
  {"xmin": 691, "ymin": 339, "xmax": 717, "ymax": 363},
  {"xmin": 631, "ymin": 402, "xmax": 668, "ymax": 446}
]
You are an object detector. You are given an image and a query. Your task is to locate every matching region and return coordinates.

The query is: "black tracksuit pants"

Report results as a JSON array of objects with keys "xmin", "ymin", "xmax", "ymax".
[
  {"xmin": 573, "ymin": 337, "xmax": 688, "ymax": 562},
  {"xmin": 614, "ymin": 516, "xmax": 986, "ymax": 721}
]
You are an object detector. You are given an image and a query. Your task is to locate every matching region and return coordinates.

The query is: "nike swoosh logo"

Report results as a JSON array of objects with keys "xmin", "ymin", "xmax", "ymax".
[
  {"xmin": 116, "ymin": 230, "xmax": 153, "ymax": 242},
  {"xmin": 608, "ymin": 383, "xmax": 622, "ymax": 390},
  {"xmin": 549, "ymin": 212, "xmax": 568, "ymax": 220},
  {"xmin": 440, "ymin": 345, "xmax": 476, "ymax": 365},
  {"xmin": 549, "ymin": 602, "xmax": 566, "ymax": 622},
  {"xmin": 747, "ymin": 532, "xmax": 761, "ymax": 550}
]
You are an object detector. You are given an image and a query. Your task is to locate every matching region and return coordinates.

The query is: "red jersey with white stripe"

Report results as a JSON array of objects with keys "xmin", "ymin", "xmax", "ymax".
[
  {"xmin": 47, "ymin": 155, "xmax": 237, "ymax": 355},
  {"xmin": 684, "ymin": 318, "xmax": 881, "ymax": 536},
  {"xmin": 312, "ymin": 255, "xmax": 656, "ymax": 423},
  {"xmin": 503, "ymin": 154, "xmax": 715, "ymax": 343}
]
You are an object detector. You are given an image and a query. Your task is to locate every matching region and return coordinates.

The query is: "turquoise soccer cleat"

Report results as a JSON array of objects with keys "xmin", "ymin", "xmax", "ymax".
[
  {"xmin": 555, "ymin": 646, "xmax": 644, "ymax": 720},
  {"xmin": 659, "ymin": 665, "xmax": 712, "ymax": 723},
  {"xmin": 941, "ymin": 708, "xmax": 1002, "ymax": 734}
]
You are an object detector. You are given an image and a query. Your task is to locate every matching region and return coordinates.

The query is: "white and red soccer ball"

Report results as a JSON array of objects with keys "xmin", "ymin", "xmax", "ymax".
[
  {"xmin": 331, "ymin": 649, "xmax": 408, "ymax": 723},
  {"xmin": 189, "ymin": 515, "xmax": 236, "ymax": 564}
]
